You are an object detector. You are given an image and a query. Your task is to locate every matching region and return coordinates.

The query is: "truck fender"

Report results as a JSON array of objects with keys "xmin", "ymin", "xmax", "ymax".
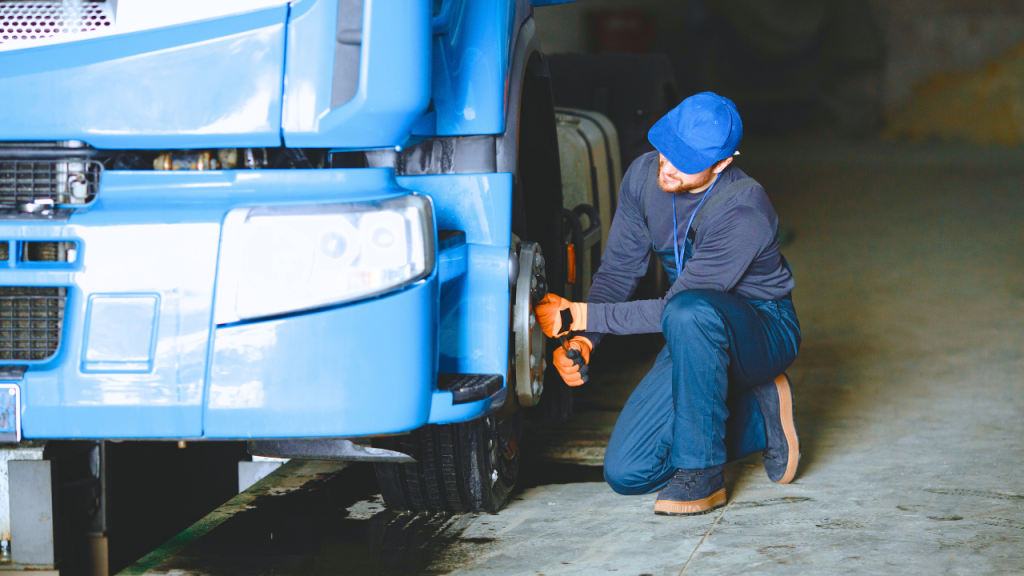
[{"xmin": 496, "ymin": 15, "xmax": 545, "ymax": 176}]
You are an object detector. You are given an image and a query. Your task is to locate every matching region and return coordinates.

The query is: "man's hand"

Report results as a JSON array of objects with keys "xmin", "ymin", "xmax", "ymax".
[
  {"xmin": 535, "ymin": 294, "xmax": 587, "ymax": 338},
  {"xmin": 554, "ymin": 337, "xmax": 593, "ymax": 386}
]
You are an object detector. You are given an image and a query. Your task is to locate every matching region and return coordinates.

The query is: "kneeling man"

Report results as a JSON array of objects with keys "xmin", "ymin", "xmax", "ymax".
[{"xmin": 536, "ymin": 92, "xmax": 801, "ymax": 516}]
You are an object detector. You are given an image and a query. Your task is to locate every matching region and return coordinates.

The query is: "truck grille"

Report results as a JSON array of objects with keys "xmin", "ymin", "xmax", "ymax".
[
  {"xmin": 0, "ymin": 287, "xmax": 66, "ymax": 361},
  {"xmin": 0, "ymin": 159, "xmax": 100, "ymax": 208},
  {"xmin": 0, "ymin": 0, "xmax": 113, "ymax": 45}
]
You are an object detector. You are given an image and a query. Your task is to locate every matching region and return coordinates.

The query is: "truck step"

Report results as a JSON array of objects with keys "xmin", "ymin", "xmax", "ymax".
[{"xmin": 437, "ymin": 373, "xmax": 502, "ymax": 404}]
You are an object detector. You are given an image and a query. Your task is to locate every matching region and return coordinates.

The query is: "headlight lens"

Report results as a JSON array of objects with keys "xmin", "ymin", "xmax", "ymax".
[{"xmin": 214, "ymin": 195, "xmax": 434, "ymax": 324}]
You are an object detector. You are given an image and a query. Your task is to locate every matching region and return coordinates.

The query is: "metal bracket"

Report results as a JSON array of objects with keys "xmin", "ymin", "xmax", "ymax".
[
  {"xmin": 9, "ymin": 459, "xmax": 56, "ymax": 567},
  {"xmin": 563, "ymin": 205, "xmax": 601, "ymax": 301}
]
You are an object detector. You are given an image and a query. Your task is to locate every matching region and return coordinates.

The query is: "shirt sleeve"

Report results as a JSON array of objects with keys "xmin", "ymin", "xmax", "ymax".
[{"xmin": 587, "ymin": 203, "xmax": 773, "ymax": 335}]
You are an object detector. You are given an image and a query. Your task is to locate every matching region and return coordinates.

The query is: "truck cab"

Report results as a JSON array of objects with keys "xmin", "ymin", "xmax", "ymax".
[{"xmin": 0, "ymin": 0, "xmax": 591, "ymax": 518}]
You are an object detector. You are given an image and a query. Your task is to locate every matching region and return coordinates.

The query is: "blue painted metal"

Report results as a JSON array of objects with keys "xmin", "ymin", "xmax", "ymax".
[
  {"xmin": 81, "ymin": 294, "xmax": 161, "ymax": 373},
  {"xmin": 281, "ymin": 0, "xmax": 432, "ymax": 148},
  {"xmin": 4, "ymin": 0, "xmax": 544, "ymax": 440},
  {"xmin": 0, "ymin": 7, "xmax": 287, "ymax": 149},
  {"xmin": 429, "ymin": 0, "xmax": 517, "ymax": 136},
  {"xmin": 438, "ymin": 241, "xmax": 468, "ymax": 287},
  {"xmin": 397, "ymin": 174, "xmax": 511, "ymax": 405},
  {"xmin": 398, "ymin": 174, "xmax": 512, "ymax": 247},
  {"xmin": 204, "ymin": 277, "xmax": 438, "ymax": 438},
  {"xmin": 431, "ymin": 243, "xmax": 510, "ymax": 385},
  {"xmin": 0, "ymin": 0, "xmax": 581, "ymax": 149},
  {"xmin": 15, "ymin": 168, "xmax": 415, "ymax": 439}
]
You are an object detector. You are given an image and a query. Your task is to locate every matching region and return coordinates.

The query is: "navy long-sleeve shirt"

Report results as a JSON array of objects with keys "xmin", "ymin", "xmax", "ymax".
[{"xmin": 582, "ymin": 151, "xmax": 794, "ymax": 343}]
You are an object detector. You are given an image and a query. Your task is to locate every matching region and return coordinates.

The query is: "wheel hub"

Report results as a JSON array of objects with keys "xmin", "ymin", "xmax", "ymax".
[{"xmin": 513, "ymin": 241, "xmax": 546, "ymax": 407}]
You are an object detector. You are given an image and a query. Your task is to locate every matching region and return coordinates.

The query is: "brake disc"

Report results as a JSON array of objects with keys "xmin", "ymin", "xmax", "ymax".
[{"xmin": 513, "ymin": 241, "xmax": 546, "ymax": 407}]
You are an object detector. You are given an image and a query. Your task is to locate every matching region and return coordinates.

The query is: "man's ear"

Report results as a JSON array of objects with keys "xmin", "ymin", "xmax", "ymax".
[{"xmin": 712, "ymin": 157, "xmax": 734, "ymax": 174}]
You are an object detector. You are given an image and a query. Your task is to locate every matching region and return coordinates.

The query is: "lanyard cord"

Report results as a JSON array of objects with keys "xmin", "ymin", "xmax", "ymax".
[{"xmin": 672, "ymin": 173, "xmax": 721, "ymax": 279}]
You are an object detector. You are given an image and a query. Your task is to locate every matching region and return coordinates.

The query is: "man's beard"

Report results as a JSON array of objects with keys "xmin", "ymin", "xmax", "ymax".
[{"xmin": 657, "ymin": 159, "xmax": 714, "ymax": 193}]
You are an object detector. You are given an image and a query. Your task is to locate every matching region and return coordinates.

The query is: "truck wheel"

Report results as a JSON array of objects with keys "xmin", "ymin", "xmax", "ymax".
[
  {"xmin": 373, "ymin": 412, "xmax": 521, "ymax": 513},
  {"xmin": 517, "ymin": 57, "xmax": 575, "ymax": 425}
]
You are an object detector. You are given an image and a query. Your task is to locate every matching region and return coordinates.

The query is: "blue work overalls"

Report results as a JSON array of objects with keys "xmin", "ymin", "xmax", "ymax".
[{"xmin": 602, "ymin": 196, "xmax": 802, "ymax": 496}]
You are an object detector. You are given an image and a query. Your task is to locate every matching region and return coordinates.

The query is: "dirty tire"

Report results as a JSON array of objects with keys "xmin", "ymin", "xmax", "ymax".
[{"xmin": 374, "ymin": 413, "xmax": 521, "ymax": 513}]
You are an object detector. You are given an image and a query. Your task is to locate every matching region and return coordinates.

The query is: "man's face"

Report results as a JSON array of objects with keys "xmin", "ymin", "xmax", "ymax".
[{"xmin": 657, "ymin": 154, "xmax": 716, "ymax": 194}]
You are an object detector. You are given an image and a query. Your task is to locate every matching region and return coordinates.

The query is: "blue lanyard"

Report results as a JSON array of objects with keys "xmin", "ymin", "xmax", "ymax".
[{"xmin": 671, "ymin": 173, "xmax": 720, "ymax": 279}]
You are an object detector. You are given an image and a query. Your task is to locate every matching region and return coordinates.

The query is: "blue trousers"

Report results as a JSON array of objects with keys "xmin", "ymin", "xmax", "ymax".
[{"xmin": 603, "ymin": 289, "xmax": 801, "ymax": 495}]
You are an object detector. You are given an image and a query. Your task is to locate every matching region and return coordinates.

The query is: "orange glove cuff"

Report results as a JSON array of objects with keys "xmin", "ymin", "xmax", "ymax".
[
  {"xmin": 568, "ymin": 301, "xmax": 588, "ymax": 333},
  {"xmin": 535, "ymin": 294, "xmax": 587, "ymax": 338}
]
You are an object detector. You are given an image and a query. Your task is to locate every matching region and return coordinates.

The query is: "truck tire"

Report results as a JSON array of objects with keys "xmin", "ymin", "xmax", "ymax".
[
  {"xmin": 516, "ymin": 57, "xmax": 576, "ymax": 425},
  {"xmin": 373, "ymin": 412, "xmax": 521, "ymax": 513}
]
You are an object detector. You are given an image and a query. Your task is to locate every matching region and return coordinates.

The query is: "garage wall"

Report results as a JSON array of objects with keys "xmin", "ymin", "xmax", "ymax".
[
  {"xmin": 873, "ymin": 0, "xmax": 1024, "ymax": 108},
  {"xmin": 534, "ymin": 0, "xmax": 1024, "ymax": 110},
  {"xmin": 533, "ymin": 1, "xmax": 588, "ymax": 55}
]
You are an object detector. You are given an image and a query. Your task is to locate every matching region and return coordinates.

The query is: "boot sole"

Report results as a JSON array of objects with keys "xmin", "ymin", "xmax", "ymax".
[
  {"xmin": 773, "ymin": 374, "xmax": 800, "ymax": 484},
  {"xmin": 654, "ymin": 488, "xmax": 727, "ymax": 516}
]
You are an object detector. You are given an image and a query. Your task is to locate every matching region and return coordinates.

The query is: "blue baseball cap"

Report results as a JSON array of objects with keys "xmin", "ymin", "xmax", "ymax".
[{"xmin": 648, "ymin": 92, "xmax": 743, "ymax": 174}]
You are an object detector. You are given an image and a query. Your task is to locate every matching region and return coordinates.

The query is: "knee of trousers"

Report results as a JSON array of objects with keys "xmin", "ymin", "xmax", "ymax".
[
  {"xmin": 603, "ymin": 458, "xmax": 663, "ymax": 496},
  {"xmin": 661, "ymin": 290, "xmax": 726, "ymax": 341}
]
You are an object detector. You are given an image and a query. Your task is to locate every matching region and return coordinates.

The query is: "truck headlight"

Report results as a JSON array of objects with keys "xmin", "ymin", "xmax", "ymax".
[{"xmin": 214, "ymin": 195, "xmax": 434, "ymax": 325}]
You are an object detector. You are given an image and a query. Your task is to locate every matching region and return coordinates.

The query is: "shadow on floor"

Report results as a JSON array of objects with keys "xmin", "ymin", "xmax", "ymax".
[{"xmin": 518, "ymin": 462, "xmax": 607, "ymax": 490}]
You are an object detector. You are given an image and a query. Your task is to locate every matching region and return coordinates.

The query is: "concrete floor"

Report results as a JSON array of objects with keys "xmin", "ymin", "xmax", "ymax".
[{"xmin": 121, "ymin": 142, "xmax": 1024, "ymax": 575}]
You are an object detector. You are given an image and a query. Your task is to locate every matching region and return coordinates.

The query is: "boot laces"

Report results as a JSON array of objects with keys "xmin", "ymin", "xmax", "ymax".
[{"xmin": 671, "ymin": 469, "xmax": 702, "ymax": 490}]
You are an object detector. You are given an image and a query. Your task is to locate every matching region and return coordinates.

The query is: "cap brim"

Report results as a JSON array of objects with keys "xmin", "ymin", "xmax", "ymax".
[{"xmin": 648, "ymin": 116, "xmax": 718, "ymax": 175}]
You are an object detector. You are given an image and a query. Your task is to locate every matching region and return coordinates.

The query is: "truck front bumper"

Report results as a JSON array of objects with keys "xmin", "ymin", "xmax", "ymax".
[
  {"xmin": 206, "ymin": 278, "xmax": 441, "ymax": 438},
  {"xmin": 6, "ymin": 168, "xmax": 511, "ymax": 439}
]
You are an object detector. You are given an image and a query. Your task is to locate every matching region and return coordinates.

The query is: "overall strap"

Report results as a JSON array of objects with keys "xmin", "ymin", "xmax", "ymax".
[{"xmin": 687, "ymin": 177, "xmax": 761, "ymax": 240}]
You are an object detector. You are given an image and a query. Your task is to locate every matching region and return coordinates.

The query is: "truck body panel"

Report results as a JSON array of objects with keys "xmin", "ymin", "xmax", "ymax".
[
  {"xmin": 397, "ymin": 174, "xmax": 511, "ymax": 380},
  {"xmin": 0, "ymin": 7, "xmax": 288, "ymax": 148},
  {"xmin": 205, "ymin": 277, "xmax": 439, "ymax": 438},
  {"xmin": 429, "ymin": 0, "xmax": 517, "ymax": 137},
  {"xmin": 281, "ymin": 0, "xmax": 432, "ymax": 147}
]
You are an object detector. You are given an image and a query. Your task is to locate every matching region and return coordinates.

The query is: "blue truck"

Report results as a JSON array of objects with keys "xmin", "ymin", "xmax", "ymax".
[{"xmin": 0, "ymin": 0, "xmax": 582, "ymax": 515}]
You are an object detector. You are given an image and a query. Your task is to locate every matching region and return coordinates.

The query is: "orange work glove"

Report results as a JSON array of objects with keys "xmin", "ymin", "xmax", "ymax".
[
  {"xmin": 534, "ymin": 294, "xmax": 587, "ymax": 338},
  {"xmin": 554, "ymin": 336, "xmax": 593, "ymax": 386}
]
